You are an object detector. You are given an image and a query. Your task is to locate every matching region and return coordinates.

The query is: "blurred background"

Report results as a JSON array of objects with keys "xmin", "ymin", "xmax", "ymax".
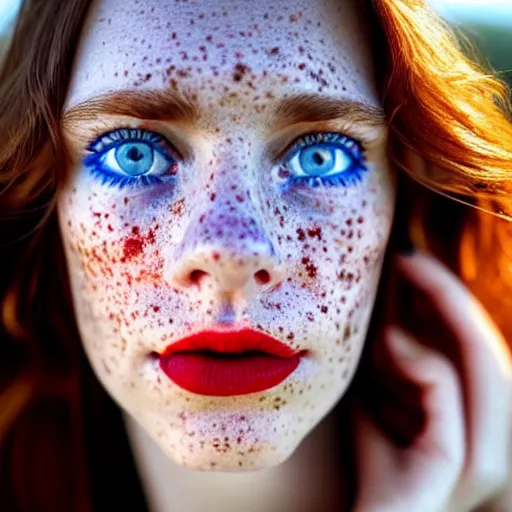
[
  {"xmin": 0, "ymin": 0, "xmax": 511, "ymax": 83},
  {"xmin": 430, "ymin": 0, "xmax": 512, "ymax": 84}
]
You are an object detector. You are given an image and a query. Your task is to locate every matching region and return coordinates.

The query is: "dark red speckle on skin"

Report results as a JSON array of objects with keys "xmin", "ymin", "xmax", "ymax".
[{"xmin": 123, "ymin": 237, "xmax": 144, "ymax": 261}]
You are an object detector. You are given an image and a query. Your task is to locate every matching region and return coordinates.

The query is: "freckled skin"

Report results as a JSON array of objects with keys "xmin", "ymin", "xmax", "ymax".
[{"xmin": 59, "ymin": 0, "xmax": 395, "ymax": 471}]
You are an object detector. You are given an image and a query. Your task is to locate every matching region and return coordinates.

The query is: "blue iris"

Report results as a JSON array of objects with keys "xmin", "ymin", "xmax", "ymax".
[
  {"xmin": 280, "ymin": 132, "xmax": 367, "ymax": 189},
  {"xmin": 299, "ymin": 146, "xmax": 336, "ymax": 176},
  {"xmin": 84, "ymin": 128, "xmax": 177, "ymax": 189},
  {"xmin": 115, "ymin": 142, "xmax": 154, "ymax": 176}
]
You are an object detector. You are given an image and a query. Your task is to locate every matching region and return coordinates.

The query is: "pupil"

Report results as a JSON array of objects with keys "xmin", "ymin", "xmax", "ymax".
[
  {"xmin": 313, "ymin": 152, "xmax": 324, "ymax": 165},
  {"xmin": 128, "ymin": 147, "xmax": 143, "ymax": 161}
]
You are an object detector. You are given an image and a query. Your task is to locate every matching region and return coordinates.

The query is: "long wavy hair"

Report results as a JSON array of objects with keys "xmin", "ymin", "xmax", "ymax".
[{"xmin": 0, "ymin": 0, "xmax": 511, "ymax": 510}]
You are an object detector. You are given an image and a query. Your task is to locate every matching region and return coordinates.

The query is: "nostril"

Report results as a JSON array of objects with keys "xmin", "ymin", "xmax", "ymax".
[
  {"xmin": 189, "ymin": 269, "xmax": 208, "ymax": 286},
  {"xmin": 254, "ymin": 269, "xmax": 271, "ymax": 286}
]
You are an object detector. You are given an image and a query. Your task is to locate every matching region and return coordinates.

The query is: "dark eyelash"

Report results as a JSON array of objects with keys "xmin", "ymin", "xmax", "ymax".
[
  {"xmin": 280, "ymin": 132, "xmax": 367, "ymax": 191},
  {"xmin": 290, "ymin": 171, "xmax": 365, "ymax": 188},
  {"xmin": 287, "ymin": 132, "xmax": 365, "ymax": 160},
  {"xmin": 86, "ymin": 128, "xmax": 164, "ymax": 153}
]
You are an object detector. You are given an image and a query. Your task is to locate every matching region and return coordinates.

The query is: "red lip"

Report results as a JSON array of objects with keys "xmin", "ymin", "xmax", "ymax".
[{"xmin": 159, "ymin": 329, "xmax": 304, "ymax": 396}]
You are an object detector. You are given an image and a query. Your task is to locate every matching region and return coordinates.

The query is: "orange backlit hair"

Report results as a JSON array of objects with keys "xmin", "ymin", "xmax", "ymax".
[{"xmin": 0, "ymin": 0, "xmax": 511, "ymax": 509}]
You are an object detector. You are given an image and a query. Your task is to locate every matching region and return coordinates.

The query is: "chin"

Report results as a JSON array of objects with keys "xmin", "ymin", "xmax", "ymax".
[
  {"xmin": 137, "ymin": 407, "xmax": 314, "ymax": 472},
  {"xmin": 161, "ymin": 436, "xmax": 300, "ymax": 472}
]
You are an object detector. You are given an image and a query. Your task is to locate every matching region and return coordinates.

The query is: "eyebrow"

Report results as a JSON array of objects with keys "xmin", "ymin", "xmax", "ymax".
[
  {"xmin": 62, "ymin": 89, "xmax": 386, "ymax": 128},
  {"xmin": 62, "ymin": 90, "xmax": 199, "ymax": 126},
  {"xmin": 272, "ymin": 92, "xmax": 386, "ymax": 129}
]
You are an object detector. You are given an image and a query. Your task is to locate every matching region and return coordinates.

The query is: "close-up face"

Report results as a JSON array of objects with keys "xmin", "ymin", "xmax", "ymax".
[{"xmin": 58, "ymin": 0, "xmax": 395, "ymax": 471}]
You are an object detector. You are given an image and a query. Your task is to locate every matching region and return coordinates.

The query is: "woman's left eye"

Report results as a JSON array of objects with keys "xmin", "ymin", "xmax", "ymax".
[
  {"xmin": 83, "ymin": 128, "xmax": 178, "ymax": 189},
  {"xmin": 277, "ymin": 132, "xmax": 367, "ymax": 189}
]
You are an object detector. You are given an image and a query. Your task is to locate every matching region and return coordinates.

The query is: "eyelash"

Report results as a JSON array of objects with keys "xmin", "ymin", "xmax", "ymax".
[
  {"xmin": 277, "ymin": 132, "xmax": 367, "ymax": 191},
  {"xmin": 83, "ymin": 128, "xmax": 367, "ymax": 191},
  {"xmin": 83, "ymin": 128, "xmax": 178, "ymax": 189}
]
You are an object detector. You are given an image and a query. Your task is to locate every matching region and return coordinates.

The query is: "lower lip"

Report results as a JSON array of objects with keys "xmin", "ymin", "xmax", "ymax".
[{"xmin": 160, "ymin": 352, "xmax": 302, "ymax": 396}]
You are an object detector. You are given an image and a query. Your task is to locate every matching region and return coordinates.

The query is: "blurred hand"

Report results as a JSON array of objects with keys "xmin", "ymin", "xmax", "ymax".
[{"xmin": 353, "ymin": 252, "xmax": 512, "ymax": 512}]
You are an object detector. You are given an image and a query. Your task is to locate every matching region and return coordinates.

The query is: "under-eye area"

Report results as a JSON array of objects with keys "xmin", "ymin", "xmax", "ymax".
[
  {"xmin": 84, "ymin": 127, "xmax": 179, "ymax": 189},
  {"xmin": 275, "ymin": 131, "xmax": 367, "ymax": 191}
]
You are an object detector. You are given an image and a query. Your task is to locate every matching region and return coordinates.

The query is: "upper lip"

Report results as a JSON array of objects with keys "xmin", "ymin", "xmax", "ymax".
[{"xmin": 160, "ymin": 328, "xmax": 301, "ymax": 358}]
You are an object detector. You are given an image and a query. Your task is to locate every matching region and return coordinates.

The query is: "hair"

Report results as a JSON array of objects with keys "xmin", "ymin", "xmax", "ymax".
[{"xmin": 0, "ymin": 0, "xmax": 511, "ymax": 509}]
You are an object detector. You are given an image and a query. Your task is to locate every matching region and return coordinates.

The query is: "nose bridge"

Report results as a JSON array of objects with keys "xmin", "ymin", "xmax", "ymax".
[
  {"xmin": 167, "ymin": 178, "xmax": 280, "ymax": 293},
  {"xmin": 184, "ymin": 200, "xmax": 275, "ymax": 267},
  {"xmin": 188, "ymin": 151, "xmax": 272, "ymax": 254}
]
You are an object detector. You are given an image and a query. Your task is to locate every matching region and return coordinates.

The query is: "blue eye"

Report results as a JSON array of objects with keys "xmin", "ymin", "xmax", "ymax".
[
  {"xmin": 84, "ymin": 128, "xmax": 178, "ymax": 189},
  {"xmin": 277, "ymin": 132, "xmax": 367, "ymax": 189}
]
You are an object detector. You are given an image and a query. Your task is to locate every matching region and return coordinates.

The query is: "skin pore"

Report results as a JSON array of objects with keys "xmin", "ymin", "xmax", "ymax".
[{"xmin": 58, "ymin": 0, "xmax": 394, "ymax": 491}]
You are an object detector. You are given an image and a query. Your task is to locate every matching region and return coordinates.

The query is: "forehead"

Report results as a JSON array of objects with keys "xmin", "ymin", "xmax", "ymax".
[{"xmin": 66, "ymin": 0, "xmax": 378, "ymax": 111}]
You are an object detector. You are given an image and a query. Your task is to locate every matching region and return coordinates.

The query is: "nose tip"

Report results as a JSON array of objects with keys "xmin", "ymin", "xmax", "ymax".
[{"xmin": 167, "ymin": 249, "xmax": 282, "ymax": 295}]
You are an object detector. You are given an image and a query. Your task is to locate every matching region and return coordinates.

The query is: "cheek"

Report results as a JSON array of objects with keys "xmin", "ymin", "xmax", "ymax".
[
  {"xmin": 57, "ymin": 183, "xmax": 178, "ymax": 348},
  {"xmin": 283, "ymin": 180, "xmax": 393, "ymax": 344}
]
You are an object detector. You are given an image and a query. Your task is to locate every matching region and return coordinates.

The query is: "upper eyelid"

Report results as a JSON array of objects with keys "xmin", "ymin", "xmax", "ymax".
[
  {"xmin": 62, "ymin": 118, "xmax": 192, "ymax": 160},
  {"xmin": 86, "ymin": 127, "xmax": 185, "ymax": 162},
  {"xmin": 68, "ymin": 118, "xmax": 381, "ymax": 163},
  {"xmin": 265, "ymin": 121, "xmax": 385, "ymax": 164},
  {"xmin": 270, "ymin": 132, "xmax": 365, "ymax": 167}
]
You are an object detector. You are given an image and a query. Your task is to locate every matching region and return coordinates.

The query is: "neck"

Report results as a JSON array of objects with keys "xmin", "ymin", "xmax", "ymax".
[{"xmin": 124, "ymin": 411, "xmax": 347, "ymax": 512}]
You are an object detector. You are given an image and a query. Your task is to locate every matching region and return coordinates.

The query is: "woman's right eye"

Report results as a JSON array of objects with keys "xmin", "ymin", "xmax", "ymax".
[{"xmin": 84, "ymin": 128, "xmax": 178, "ymax": 189}]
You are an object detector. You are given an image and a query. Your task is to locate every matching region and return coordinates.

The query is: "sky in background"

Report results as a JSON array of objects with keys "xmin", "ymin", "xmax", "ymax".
[
  {"xmin": 430, "ymin": 0, "xmax": 512, "ymax": 25},
  {"xmin": 0, "ymin": 0, "xmax": 21, "ymax": 34}
]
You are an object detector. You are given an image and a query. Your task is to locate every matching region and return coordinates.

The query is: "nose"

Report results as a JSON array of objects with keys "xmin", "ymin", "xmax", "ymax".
[{"xmin": 165, "ymin": 209, "xmax": 282, "ymax": 297}]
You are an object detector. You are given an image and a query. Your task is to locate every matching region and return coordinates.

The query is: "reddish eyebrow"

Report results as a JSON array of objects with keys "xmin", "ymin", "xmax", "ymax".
[
  {"xmin": 62, "ymin": 90, "xmax": 199, "ymax": 125},
  {"xmin": 62, "ymin": 89, "xmax": 385, "ymax": 128},
  {"xmin": 272, "ymin": 92, "xmax": 386, "ymax": 128}
]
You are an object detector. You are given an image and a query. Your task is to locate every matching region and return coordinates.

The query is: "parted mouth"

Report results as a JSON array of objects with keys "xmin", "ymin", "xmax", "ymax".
[{"xmin": 158, "ymin": 328, "xmax": 306, "ymax": 396}]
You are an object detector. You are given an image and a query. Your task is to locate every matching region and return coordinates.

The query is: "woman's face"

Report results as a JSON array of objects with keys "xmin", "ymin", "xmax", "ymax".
[{"xmin": 59, "ymin": 0, "xmax": 395, "ymax": 470}]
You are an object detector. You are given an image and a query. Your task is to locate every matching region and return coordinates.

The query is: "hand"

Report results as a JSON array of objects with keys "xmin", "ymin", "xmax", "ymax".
[{"xmin": 353, "ymin": 252, "xmax": 512, "ymax": 512}]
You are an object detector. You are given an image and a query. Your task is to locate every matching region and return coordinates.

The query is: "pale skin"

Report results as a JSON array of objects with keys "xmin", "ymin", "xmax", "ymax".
[{"xmin": 56, "ymin": 0, "xmax": 512, "ymax": 510}]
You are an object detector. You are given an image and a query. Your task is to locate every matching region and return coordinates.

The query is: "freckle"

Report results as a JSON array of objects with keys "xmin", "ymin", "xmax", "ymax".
[
  {"xmin": 307, "ymin": 226, "xmax": 322, "ymax": 240},
  {"xmin": 232, "ymin": 62, "xmax": 249, "ymax": 82},
  {"xmin": 102, "ymin": 359, "xmax": 112, "ymax": 375}
]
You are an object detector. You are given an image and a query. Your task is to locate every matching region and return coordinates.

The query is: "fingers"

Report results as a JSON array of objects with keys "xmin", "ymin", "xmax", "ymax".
[
  {"xmin": 385, "ymin": 327, "xmax": 465, "ymax": 472},
  {"xmin": 355, "ymin": 327, "xmax": 464, "ymax": 512},
  {"xmin": 397, "ymin": 253, "xmax": 512, "ymax": 503}
]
